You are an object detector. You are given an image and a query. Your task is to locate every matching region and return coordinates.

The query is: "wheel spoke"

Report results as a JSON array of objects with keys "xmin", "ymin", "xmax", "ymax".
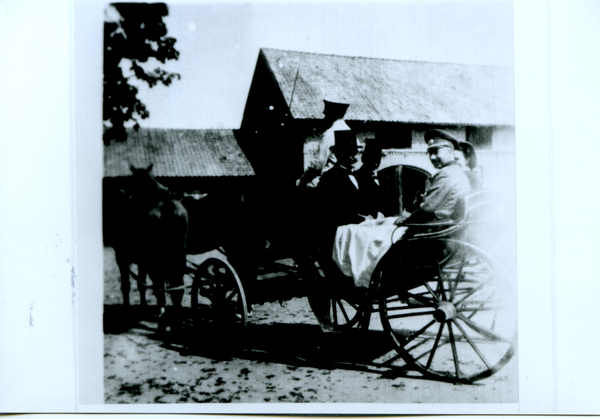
[
  {"xmin": 411, "ymin": 289, "xmax": 442, "ymax": 298},
  {"xmin": 448, "ymin": 257, "xmax": 467, "ymax": 302},
  {"xmin": 453, "ymin": 282, "xmax": 487, "ymax": 306},
  {"xmin": 386, "ymin": 309, "xmax": 437, "ymax": 320},
  {"xmin": 385, "ymin": 293, "xmax": 436, "ymax": 310},
  {"xmin": 451, "ymin": 319, "xmax": 492, "ymax": 370},
  {"xmin": 435, "ymin": 257, "xmax": 448, "ymax": 301},
  {"xmin": 336, "ymin": 299, "xmax": 352, "ymax": 323},
  {"xmin": 385, "ymin": 294, "xmax": 406, "ymax": 304},
  {"xmin": 447, "ymin": 322, "xmax": 461, "ymax": 379},
  {"xmin": 331, "ymin": 298, "xmax": 340, "ymax": 325},
  {"xmin": 406, "ymin": 334, "xmax": 437, "ymax": 354},
  {"xmin": 425, "ymin": 322, "xmax": 445, "ymax": 369},
  {"xmin": 342, "ymin": 298, "xmax": 360, "ymax": 311},
  {"xmin": 406, "ymin": 291, "xmax": 437, "ymax": 306},
  {"xmin": 225, "ymin": 289, "xmax": 238, "ymax": 303},
  {"xmin": 457, "ymin": 313, "xmax": 511, "ymax": 343},
  {"xmin": 404, "ymin": 319, "xmax": 436, "ymax": 346},
  {"xmin": 421, "ymin": 280, "xmax": 441, "ymax": 302},
  {"xmin": 466, "ymin": 297, "xmax": 493, "ymax": 319}
]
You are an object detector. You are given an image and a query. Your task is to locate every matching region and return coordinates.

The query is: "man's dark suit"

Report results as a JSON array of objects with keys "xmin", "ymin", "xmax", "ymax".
[
  {"xmin": 354, "ymin": 168, "xmax": 381, "ymax": 218},
  {"xmin": 315, "ymin": 164, "xmax": 364, "ymax": 254}
]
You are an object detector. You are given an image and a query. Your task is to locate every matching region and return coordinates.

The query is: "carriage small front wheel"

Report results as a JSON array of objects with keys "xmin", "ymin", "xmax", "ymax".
[
  {"xmin": 190, "ymin": 257, "xmax": 248, "ymax": 329},
  {"xmin": 377, "ymin": 239, "xmax": 517, "ymax": 383}
]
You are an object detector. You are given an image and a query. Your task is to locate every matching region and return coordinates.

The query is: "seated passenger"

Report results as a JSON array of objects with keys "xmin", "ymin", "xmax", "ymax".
[
  {"xmin": 399, "ymin": 130, "xmax": 472, "ymax": 225},
  {"xmin": 333, "ymin": 129, "xmax": 471, "ymax": 288},
  {"xmin": 455, "ymin": 140, "xmax": 482, "ymax": 192},
  {"xmin": 315, "ymin": 130, "xmax": 364, "ymax": 255},
  {"xmin": 354, "ymin": 138, "xmax": 383, "ymax": 218}
]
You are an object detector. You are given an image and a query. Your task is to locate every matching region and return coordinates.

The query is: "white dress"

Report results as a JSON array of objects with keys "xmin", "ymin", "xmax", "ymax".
[{"xmin": 332, "ymin": 215, "xmax": 407, "ymax": 288}]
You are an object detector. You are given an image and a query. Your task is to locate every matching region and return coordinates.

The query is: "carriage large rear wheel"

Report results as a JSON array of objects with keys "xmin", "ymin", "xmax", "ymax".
[
  {"xmin": 190, "ymin": 257, "xmax": 248, "ymax": 329},
  {"xmin": 378, "ymin": 239, "xmax": 517, "ymax": 383}
]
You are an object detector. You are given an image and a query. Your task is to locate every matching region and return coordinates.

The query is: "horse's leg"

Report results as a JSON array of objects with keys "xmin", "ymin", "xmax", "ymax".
[
  {"xmin": 151, "ymin": 269, "xmax": 169, "ymax": 334},
  {"xmin": 138, "ymin": 264, "xmax": 148, "ymax": 306},
  {"xmin": 153, "ymin": 275, "xmax": 167, "ymax": 311},
  {"xmin": 115, "ymin": 250, "xmax": 131, "ymax": 307},
  {"xmin": 171, "ymin": 262, "xmax": 185, "ymax": 308}
]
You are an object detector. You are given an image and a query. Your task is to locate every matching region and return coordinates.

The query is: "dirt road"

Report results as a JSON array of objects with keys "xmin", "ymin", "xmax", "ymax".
[{"xmin": 103, "ymin": 247, "xmax": 518, "ymax": 404}]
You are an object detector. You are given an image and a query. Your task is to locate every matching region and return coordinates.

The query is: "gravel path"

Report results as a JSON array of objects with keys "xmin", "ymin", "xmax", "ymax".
[{"xmin": 104, "ymin": 247, "xmax": 518, "ymax": 404}]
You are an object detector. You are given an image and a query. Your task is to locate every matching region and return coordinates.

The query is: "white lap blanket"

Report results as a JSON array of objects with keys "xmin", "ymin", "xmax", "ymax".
[{"xmin": 333, "ymin": 215, "xmax": 408, "ymax": 288}]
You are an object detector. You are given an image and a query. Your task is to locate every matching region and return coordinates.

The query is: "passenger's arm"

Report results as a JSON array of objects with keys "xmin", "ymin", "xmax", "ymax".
[{"xmin": 419, "ymin": 172, "xmax": 451, "ymax": 214}]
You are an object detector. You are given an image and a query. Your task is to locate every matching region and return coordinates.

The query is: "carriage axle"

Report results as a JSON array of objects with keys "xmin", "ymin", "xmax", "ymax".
[{"xmin": 434, "ymin": 301, "xmax": 458, "ymax": 322}]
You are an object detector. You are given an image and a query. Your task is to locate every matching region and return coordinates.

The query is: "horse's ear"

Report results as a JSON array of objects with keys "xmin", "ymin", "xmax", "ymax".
[{"xmin": 146, "ymin": 163, "xmax": 153, "ymax": 172}]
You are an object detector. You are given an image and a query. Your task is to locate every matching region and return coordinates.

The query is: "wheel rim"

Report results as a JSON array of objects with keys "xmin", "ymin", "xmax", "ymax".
[
  {"xmin": 379, "ymin": 239, "xmax": 517, "ymax": 383},
  {"xmin": 191, "ymin": 258, "xmax": 248, "ymax": 328}
]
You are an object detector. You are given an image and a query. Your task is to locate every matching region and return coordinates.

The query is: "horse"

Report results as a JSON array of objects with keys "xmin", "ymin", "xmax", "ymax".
[{"xmin": 110, "ymin": 164, "xmax": 189, "ymax": 314}]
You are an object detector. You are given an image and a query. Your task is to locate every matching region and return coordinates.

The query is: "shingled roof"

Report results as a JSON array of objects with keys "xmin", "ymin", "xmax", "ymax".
[
  {"xmin": 104, "ymin": 128, "xmax": 255, "ymax": 178},
  {"xmin": 260, "ymin": 48, "xmax": 514, "ymax": 126}
]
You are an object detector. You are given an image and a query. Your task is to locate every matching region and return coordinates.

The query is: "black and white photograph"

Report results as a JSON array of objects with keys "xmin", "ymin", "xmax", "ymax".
[
  {"xmin": 3, "ymin": 0, "xmax": 600, "ymax": 414},
  {"xmin": 99, "ymin": 0, "xmax": 518, "ymax": 407}
]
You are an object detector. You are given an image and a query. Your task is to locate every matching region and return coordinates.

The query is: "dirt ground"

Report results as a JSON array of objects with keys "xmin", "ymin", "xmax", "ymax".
[{"xmin": 103, "ymin": 246, "xmax": 518, "ymax": 404}]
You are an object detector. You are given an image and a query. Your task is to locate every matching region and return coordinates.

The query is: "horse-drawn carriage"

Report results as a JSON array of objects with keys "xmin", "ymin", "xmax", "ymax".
[{"xmin": 108, "ymin": 160, "xmax": 516, "ymax": 384}]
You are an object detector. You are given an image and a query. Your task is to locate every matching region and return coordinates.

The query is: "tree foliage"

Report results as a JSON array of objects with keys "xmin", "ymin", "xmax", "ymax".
[{"xmin": 103, "ymin": 3, "xmax": 181, "ymax": 144}]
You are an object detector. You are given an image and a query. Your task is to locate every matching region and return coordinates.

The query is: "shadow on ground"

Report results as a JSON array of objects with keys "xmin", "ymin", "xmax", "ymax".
[{"xmin": 103, "ymin": 304, "xmax": 474, "ymax": 385}]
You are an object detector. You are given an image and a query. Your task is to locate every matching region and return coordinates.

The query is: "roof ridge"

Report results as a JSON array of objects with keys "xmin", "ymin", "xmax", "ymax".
[
  {"xmin": 260, "ymin": 47, "xmax": 512, "ymax": 70},
  {"xmin": 126, "ymin": 127, "xmax": 237, "ymax": 133}
]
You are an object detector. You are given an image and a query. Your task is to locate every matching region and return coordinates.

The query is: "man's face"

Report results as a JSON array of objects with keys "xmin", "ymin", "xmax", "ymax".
[
  {"xmin": 337, "ymin": 148, "xmax": 359, "ymax": 168},
  {"xmin": 454, "ymin": 150, "xmax": 467, "ymax": 169},
  {"xmin": 428, "ymin": 145, "xmax": 455, "ymax": 169},
  {"xmin": 352, "ymin": 143, "xmax": 365, "ymax": 171}
]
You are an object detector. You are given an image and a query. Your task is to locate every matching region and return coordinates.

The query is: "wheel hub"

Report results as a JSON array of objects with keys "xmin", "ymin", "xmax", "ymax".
[{"xmin": 434, "ymin": 300, "xmax": 457, "ymax": 322}]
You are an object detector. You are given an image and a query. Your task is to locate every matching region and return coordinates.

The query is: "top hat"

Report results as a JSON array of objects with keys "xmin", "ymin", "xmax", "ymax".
[
  {"xmin": 363, "ymin": 138, "xmax": 383, "ymax": 154},
  {"xmin": 332, "ymin": 130, "xmax": 358, "ymax": 156},
  {"xmin": 363, "ymin": 138, "xmax": 383, "ymax": 156},
  {"xmin": 458, "ymin": 140, "xmax": 477, "ymax": 169},
  {"xmin": 323, "ymin": 100, "xmax": 350, "ymax": 117},
  {"xmin": 424, "ymin": 129, "xmax": 460, "ymax": 151},
  {"xmin": 362, "ymin": 138, "xmax": 383, "ymax": 163}
]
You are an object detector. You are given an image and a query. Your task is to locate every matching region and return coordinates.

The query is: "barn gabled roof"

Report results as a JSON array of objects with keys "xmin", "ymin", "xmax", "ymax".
[
  {"xmin": 104, "ymin": 128, "xmax": 255, "ymax": 178},
  {"xmin": 260, "ymin": 48, "xmax": 514, "ymax": 126}
]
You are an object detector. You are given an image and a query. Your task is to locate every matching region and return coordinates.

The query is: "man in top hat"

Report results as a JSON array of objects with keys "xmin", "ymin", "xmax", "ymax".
[
  {"xmin": 303, "ymin": 129, "xmax": 364, "ymax": 328},
  {"xmin": 399, "ymin": 129, "xmax": 471, "ymax": 224},
  {"xmin": 315, "ymin": 130, "xmax": 364, "ymax": 250},
  {"xmin": 354, "ymin": 138, "xmax": 383, "ymax": 218}
]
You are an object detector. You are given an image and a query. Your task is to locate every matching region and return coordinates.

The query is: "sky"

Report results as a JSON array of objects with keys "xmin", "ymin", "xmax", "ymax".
[{"xmin": 119, "ymin": 0, "xmax": 515, "ymax": 130}]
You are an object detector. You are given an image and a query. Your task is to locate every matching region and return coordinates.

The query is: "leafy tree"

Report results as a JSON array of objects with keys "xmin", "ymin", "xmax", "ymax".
[{"xmin": 103, "ymin": 3, "xmax": 181, "ymax": 144}]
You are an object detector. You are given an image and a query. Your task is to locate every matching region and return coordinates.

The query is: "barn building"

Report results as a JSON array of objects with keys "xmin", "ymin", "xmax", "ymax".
[
  {"xmin": 236, "ymin": 48, "xmax": 515, "ymax": 196},
  {"xmin": 103, "ymin": 128, "xmax": 255, "ymax": 244},
  {"xmin": 104, "ymin": 128, "xmax": 255, "ymax": 193}
]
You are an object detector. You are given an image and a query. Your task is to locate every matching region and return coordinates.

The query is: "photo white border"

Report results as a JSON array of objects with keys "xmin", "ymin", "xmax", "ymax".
[{"xmin": 2, "ymin": 0, "xmax": 599, "ymax": 413}]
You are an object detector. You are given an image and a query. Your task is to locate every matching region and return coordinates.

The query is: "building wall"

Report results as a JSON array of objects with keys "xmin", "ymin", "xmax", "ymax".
[
  {"xmin": 491, "ymin": 125, "xmax": 516, "ymax": 151},
  {"xmin": 238, "ymin": 54, "xmax": 303, "ymax": 183}
]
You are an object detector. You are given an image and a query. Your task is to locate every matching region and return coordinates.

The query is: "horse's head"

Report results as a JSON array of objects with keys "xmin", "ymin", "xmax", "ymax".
[{"xmin": 130, "ymin": 164, "xmax": 170, "ymax": 197}]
